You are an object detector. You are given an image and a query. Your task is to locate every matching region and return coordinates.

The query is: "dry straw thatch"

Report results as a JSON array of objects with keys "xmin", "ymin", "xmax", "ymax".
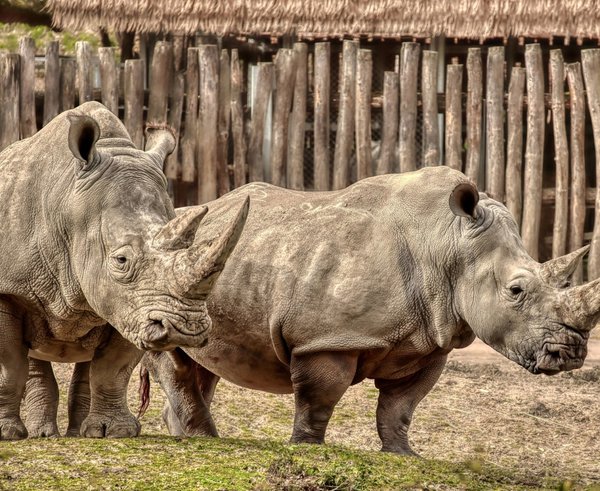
[{"xmin": 48, "ymin": 0, "xmax": 600, "ymax": 40}]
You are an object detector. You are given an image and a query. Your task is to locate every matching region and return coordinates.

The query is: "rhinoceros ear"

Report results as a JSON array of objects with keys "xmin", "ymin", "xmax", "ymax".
[
  {"xmin": 153, "ymin": 206, "xmax": 209, "ymax": 251},
  {"xmin": 449, "ymin": 182, "xmax": 479, "ymax": 219},
  {"xmin": 67, "ymin": 114, "xmax": 100, "ymax": 169},
  {"xmin": 144, "ymin": 124, "xmax": 176, "ymax": 171}
]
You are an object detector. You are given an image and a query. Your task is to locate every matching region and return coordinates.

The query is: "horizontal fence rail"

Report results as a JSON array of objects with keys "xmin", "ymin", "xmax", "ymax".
[{"xmin": 1, "ymin": 37, "xmax": 600, "ymax": 279}]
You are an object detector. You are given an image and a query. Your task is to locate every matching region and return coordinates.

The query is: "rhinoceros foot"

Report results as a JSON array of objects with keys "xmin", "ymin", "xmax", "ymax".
[
  {"xmin": 80, "ymin": 411, "xmax": 141, "ymax": 438},
  {"xmin": 381, "ymin": 443, "xmax": 420, "ymax": 457},
  {"xmin": 26, "ymin": 421, "xmax": 60, "ymax": 438},
  {"xmin": 0, "ymin": 417, "xmax": 28, "ymax": 440}
]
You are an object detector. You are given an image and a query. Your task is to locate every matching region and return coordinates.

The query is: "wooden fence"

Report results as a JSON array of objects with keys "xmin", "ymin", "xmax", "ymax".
[{"xmin": 1, "ymin": 38, "xmax": 600, "ymax": 279}]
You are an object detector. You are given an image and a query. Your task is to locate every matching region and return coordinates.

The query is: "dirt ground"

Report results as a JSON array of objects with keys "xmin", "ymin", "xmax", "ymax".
[{"xmin": 48, "ymin": 338, "xmax": 600, "ymax": 487}]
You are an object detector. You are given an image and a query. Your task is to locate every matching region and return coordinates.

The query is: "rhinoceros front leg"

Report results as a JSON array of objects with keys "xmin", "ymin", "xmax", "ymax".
[
  {"xmin": 66, "ymin": 361, "xmax": 91, "ymax": 437},
  {"xmin": 375, "ymin": 355, "xmax": 447, "ymax": 455},
  {"xmin": 290, "ymin": 352, "xmax": 358, "ymax": 444},
  {"xmin": 23, "ymin": 358, "xmax": 60, "ymax": 437},
  {"xmin": 143, "ymin": 350, "xmax": 219, "ymax": 437},
  {"xmin": 80, "ymin": 330, "xmax": 143, "ymax": 438},
  {"xmin": 0, "ymin": 302, "xmax": 28, "ymax": 440}
]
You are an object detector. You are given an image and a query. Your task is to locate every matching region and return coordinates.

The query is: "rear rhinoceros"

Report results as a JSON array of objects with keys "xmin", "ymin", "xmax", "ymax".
[
  {"xmin": 137, "ymin": 166, "xmax": 600, "ymax": 454},
  {"xmin": 0, "ymin": 102, "xmax": 247, "ymax": 440}
]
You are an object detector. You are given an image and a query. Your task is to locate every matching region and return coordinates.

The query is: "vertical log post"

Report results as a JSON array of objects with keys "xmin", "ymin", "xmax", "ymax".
[
  {"xmin": 230, "ymin": 49, "xmax": 246, "ymax": 188},
  {"xmin": 43, "ymin": 41, "xmax": 60, "ymax": 126},
  {"xmin": 182, "ymin": 48, "xmax": 199, "ymax": 183},
  {"xmin": 355, "ymin": 49, "xmax": 373, "ymax": 181},
  {"xmin": 19, "ymin": 37, "xmax": 36, "ymax": 138},
  {"xmin": 217, "ymin": 49, "xmax": 231, "ymax": 197},
  {"xmin": 550, "ymin": 51, "xmax": 569, "ymax": 259},
  {"xmin": 164, "ymin": 72, "xmax": 185, "ymax": 180},
  {"xmin": 271, "ymin": 49, "xmax": 297, "ymax": 188},
  {"xmin": 421, "ymin": 50, "xmax": 439, "ymax": 167},
  {"xmin": 198, "ymin": 45, "xmax": 219, "ymax": 203},
  {"xmin": 521, "ymin": 44, "xmax": 545, "ymax": 261},
  {"xmin": 59, "ymin": 58, "xmax": 76, "ymax": 112},
  {"xmin": 566, "ymin": 62, "xmax": 586, "ymax": 284},
  {"xmin": 147, "ymin": 41, "xmax": 173, "ymax": 125},
  {"xmin": 485, "ymin": 46, "xmax": 505, "ymax": 200},
  {"xmin": 98, "ymin": 47, "xmax": 119, "ymax": 115},
  {"xmin": 247, "ymin": 62, "xmax": 274, "ymax": 183},
  {"xmin": 378, "ymin": 71, "xmax": 399, "ymax": 175},
  {"xmin": 288, "ymin": 42, "xmax": 308, "ymax": 190},
  {"xmin": 505, "ymin": 65, "xmax": 525, "ymax": 225},
  {"xmin": 465, "ymin": 48, "xmax": 483, "ymax": 184},
  {"xmin": 333, "ymin": 40, "xmax": 357, "ymax": 189},
  {"xmin": 0, "ymin": 54, "xmax": 20, "ymax": 151},
  {"xmin": 399, "ymin": 42, "xmax": 420, "ymax": 172},
  {"xmin": 313, "ymin": 42, "xmax": 331, "ymax": 190},
  {"xmin": 582, "ymin": 50, "xmax": 600, "ymax": 279},
  {"xmin": 124, "ymin": 59, "xmax": 145, "ymax": 149},
  {"xmin": 76, "ymin": 41, "xmax": 93, "ymax": 104},
  {"xmin": 445, "ymin": 59, "xmax": 463, "ymax": 170}
]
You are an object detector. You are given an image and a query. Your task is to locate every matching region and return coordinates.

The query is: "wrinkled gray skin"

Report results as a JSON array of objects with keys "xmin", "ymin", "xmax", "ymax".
[
  {"xmin": 0, "ymin": 102, "xmax": 248, "ymax": 439},
  {"xmin": 25, "ymin": 167, "xmax": 600, "ymax": 452}
]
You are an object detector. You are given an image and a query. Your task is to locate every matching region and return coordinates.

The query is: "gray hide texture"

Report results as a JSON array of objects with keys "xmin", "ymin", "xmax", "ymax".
[
  {"xmin": 0, "ymin": 102, "xmax": 248, "ymax": 439},
  {"xmin": 24, "ymin": 166, "xmax": 600, "ymax": 451}
]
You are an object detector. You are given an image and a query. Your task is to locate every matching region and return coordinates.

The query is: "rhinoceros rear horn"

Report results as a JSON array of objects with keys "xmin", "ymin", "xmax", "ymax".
[
  {"xmin": 153, "ymin": 206, "xmax": 209, "ymax": 251},
  {"xmin": 540, "ymin": 245, "xmax": 590, "ymax": 286},
  {"xmin": 183, "ymin": 196, "xmax": 250, "ymax": 296},
  {"xmin": 449, "ymin": 182, "xmax": 479, "ymax": 219},
  {"xmin": 144, "ymin": 124, "xmax": 176, "ymax": 171},
  {"xmin": 67, "ymin": 114, "xmax": 100, "ymax": 169}
]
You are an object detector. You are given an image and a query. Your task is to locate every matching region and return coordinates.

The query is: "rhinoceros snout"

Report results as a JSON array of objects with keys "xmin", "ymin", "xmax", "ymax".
[
  {"xmin": 535, "ymin": 338, "xmax": 587, "ymax": 375},
  {"xmin": 137, "ymin": 310, "xmax": 211, "ymax": 351}
]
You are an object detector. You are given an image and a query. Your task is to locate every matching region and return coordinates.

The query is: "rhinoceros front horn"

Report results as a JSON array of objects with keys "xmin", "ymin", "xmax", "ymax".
[
  {"xmin": 172, "ymin": 197, "xmax": 250, "ymax": 297},
  {"xmin": 560, "ymin": 276, "xmax": 600, "ymax": 332},
  {"xmin": 540, "ymin": 245, "xmax": 590, "ymax": 286}
]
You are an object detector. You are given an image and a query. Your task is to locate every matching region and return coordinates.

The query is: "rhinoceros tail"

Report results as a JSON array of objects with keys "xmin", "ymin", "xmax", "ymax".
[{"xmin": 138, "ymin": 365, "xmax": 151, "ymax": 418}]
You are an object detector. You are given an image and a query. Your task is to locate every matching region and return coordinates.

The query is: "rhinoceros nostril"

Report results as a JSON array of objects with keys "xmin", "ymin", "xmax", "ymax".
[{"xmin": 145, "ymin": 320, "xmax": 169, "ymax": 345}]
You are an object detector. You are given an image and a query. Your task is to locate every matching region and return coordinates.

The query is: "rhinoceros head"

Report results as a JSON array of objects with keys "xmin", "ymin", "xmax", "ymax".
[
  {"xmin": 450, "ymin": 182, "xmax": 599, "ymax": 375},
  {"xmin": 64, "ymin": 112, "xmax": 248, "ymax": 351}
]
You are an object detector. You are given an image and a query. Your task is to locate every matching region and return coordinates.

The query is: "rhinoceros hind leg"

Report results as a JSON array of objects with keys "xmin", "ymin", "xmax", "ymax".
[
  {"xmin": 23, "ymin": 358, "xmax": 60, "ymax": 438},
  {"xmin": 66, "ymin": 361, "xmax": 91, "ymax": 437},
  {"xmin": 289, "ymin": 352, "xmax": 358, "ymax": 444},
  {"xmin": 162, "ymin": 400, "xmax": 185, "ymax": 436},
  {"xmin": 80, "ymin": 330, "xmax": 143, "ymax": 438},
  {"xmin": 375, "ymin": 356, "xmax": 447, "ymax": 455}
]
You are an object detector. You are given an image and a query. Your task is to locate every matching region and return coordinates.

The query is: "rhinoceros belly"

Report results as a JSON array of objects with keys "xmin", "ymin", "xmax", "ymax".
[{"xmin": 28, "ymin": 340, "xmax": 96, "ymax": 363}]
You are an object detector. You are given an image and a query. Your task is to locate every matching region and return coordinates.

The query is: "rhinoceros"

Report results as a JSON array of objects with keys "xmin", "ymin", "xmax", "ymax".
[
  {"xmin": 0, "ymin": 102, "xmax": 248, "ymax": 439},
  {"xmin": 23, "ymin": 166, "xmax": 600, "ymax": 452}
]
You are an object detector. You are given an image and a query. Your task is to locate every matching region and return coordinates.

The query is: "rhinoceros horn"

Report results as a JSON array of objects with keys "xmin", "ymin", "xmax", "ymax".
[
  {"xmin": 160, "ymin": 197, "xmax": 250, "ymax": 297},
  {"xmin": 144, "ymin": 124, "xmax": 176, "ymax": 170},
  {"xmin": 559, "ymin": 276, "xmax": 600, "ymax": 332},
  {"xmin": 539, "ymin": 245, "xmax": 590, "ymax": 286}
]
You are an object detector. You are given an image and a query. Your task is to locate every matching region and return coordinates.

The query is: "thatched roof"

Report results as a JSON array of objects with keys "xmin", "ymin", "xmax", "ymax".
[{"xmin": 47, "ymin": 0, "xmax": 600, "ymax": 40}]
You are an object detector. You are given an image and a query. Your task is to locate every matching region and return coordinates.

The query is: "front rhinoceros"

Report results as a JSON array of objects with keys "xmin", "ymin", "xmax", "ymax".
[
  {"xmin": 0, "ymin": 102, "xmax": 247, "ymax": 439},
  {"xmin": 136, "ymin": 166, "xmax": 600, "ymax": 454}
]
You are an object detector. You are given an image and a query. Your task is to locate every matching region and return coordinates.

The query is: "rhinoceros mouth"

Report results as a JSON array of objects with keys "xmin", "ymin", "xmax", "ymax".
[{"xmin": 135, "ymin": 309, "xmax": 212, "ymax": 351}]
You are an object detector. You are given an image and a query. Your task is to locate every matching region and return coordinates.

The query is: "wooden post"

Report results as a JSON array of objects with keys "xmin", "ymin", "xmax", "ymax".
[
  {"xmin": 43, "ymin": 41, "xmax": 60, "ymax": 126},
  {"xmin": 230, "ymin": 49, "xmax": 246, "ymax": 188},
  {"xmin": 550, "ymin": 51, "xmax": 569, "ymax": 259},
  {"xmin": 217, "ymin": 49, "xmax": 231, "ymax": 197},
  {"xmin": 198, "ymin": 45, "xmax": 219, "ymax": 203},
  {"xmin": 98, "ymin": 47, "xmax": 119, "ymax": 115},
  {"xmin": 355, "ymin": 49, "xmax": 373, "ymax": 181},
  {"xmin": 378, "ymin": 71, "xmax": 399, "ymax": 175},
  {"xmin": 59, "ymin": 58, "xmax": 76, "ymax": 112},
  {"xmin": 19, "ymin": 37, "xmax": 36, "ymax": 138},
  {"xmin": 248, "ymin": 62, "xmax": 274, "ymax": 183},
  {"xmin": 148, "ymin": 41, "xmax": 173, "ymax": 124},
  {"xmin": 485, "ymin": 46, "xmax": 505, "ymax": 201},
  {"xmin": 421, "ymin": 50, "xmax": 439, "ymax": 167},
  {"xmin": 582, "ymin": 50, "xmax": 600, "ymax": 278},
  {"xmin": 399, "ymin": 42, "xmax": 420, "ymax": 172},
  {"xmin": 124, "ymin": 59, "xmax": 145, "ymax": 149},
  {"xmin": 333, "ymin": 40, "xmax": 357, "ymax": 189},
  {"xmin": 465, "ymin": 48, "xmax": 483, "ymax": 185},
  {"xmin": 0, "ymin": 54, "xmax": 20, "ymax": 151},
  {"xmin": 445, "ymin": 60, "xmax": 463, "ymax": 171},
  {"xmin": 288, "ymin": 42, "xmax": 308, "ymax": 190},
  {"xmin": 271, "ymin": 48, "xmax": 296, "ymax": 188},
  {"xmin": 505, "ymin": 65, "xmax": 525, "ymax": 225},
  {"xmin": 164, "ymin": 72, "xmax": 184, "ymax": 180},
  {"xmin": 76, "ymin": 41, "xmax": 93, "ymax": 104},
  {"xmin": 314, "ymin": 42, "xmax": 331, "ymax": 191},
  {"xmin": 566, "ymin": 62, "xmax": 586, "ymax": 284},
  {"xmin": 521, "ymin": 44, "xmax": 545, "ymax": 261},
  {"xmin": 181, "ymin": 48, "xmax": 199, "ymax": 183}
]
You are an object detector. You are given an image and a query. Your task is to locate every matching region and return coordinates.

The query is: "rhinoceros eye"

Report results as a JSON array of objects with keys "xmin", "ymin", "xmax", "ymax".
[
  {"xmin": 509, "ymin": 285, "xmax": 524, "ymax": 296},
  {"xmin": 116, "ymin": 255, "xmax": 127, "ymax": 264}
]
